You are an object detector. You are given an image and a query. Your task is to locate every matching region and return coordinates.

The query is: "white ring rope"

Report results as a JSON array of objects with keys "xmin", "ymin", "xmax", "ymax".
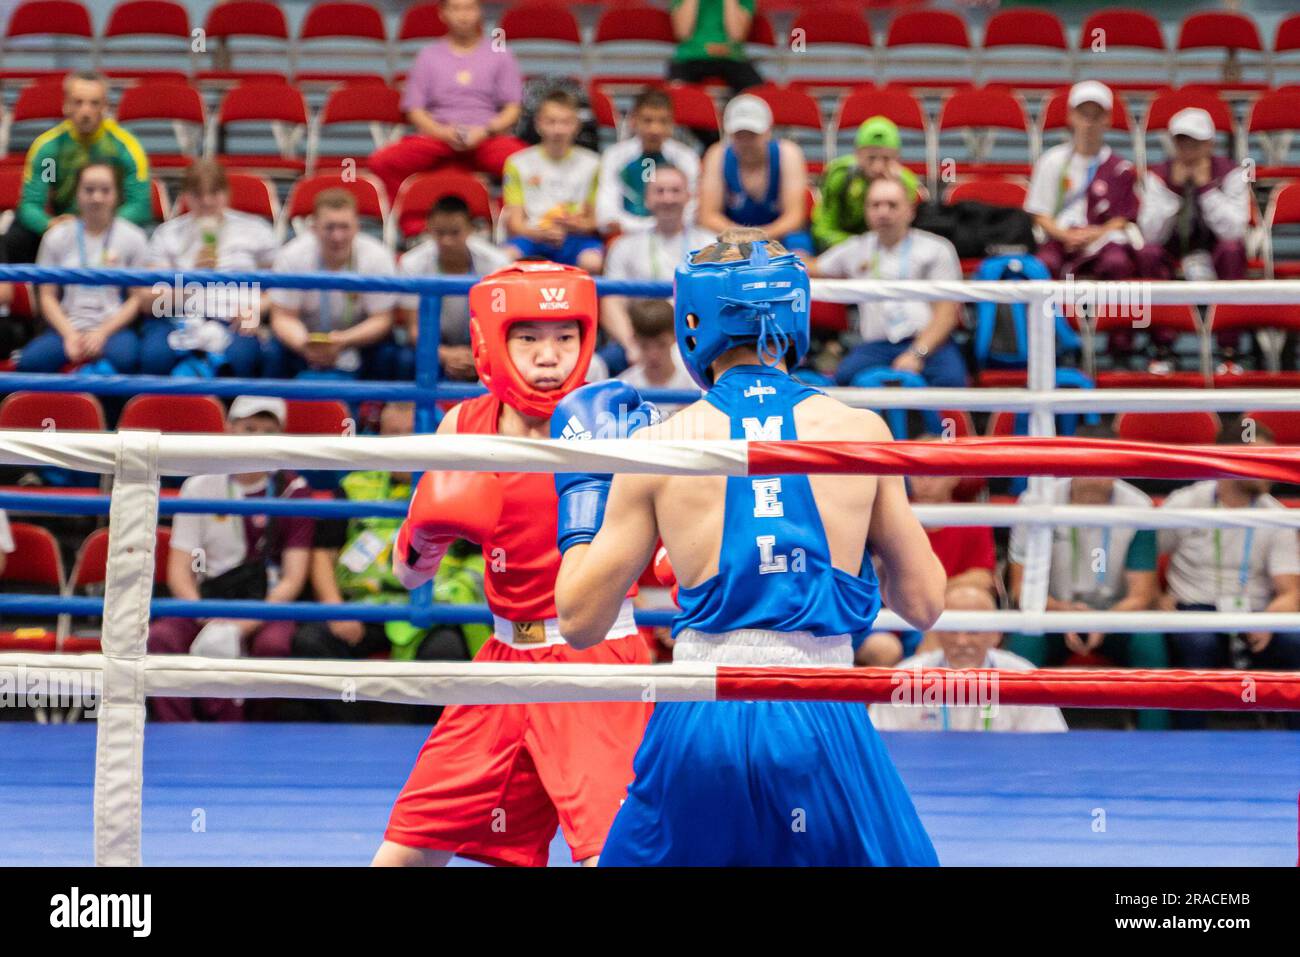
[
  {"xmin": 811, "ymin": 278, "xmax": 1300, "ymax": 305},
  {"xmin": 914, "ymin": 504, "xmax": 1300, "ymax": 530},
  {"xmin": 822, "ymin": 388, "xmax": 1300, "ymax": 413}
]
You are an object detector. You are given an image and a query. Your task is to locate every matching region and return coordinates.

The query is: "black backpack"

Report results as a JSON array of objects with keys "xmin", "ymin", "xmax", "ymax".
[{"xmin": 912, "ymin": 200, "xmax": 1036, "ymax": 260}]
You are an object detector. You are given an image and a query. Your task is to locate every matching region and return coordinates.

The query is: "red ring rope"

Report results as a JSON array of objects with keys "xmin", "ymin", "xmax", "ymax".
[
  {"xmin": 748, "ymin": 438, "xmax": 1300, "ymax": 483},
  {"xmin": 715, "ymin": 667, "xmax": 1300, "ymax": 710}
]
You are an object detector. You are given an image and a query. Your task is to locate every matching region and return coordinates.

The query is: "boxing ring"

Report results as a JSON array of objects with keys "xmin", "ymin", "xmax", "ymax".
[{"xmin": 1, "ymin": 266, "xmax": 1299, "ymax": 866}]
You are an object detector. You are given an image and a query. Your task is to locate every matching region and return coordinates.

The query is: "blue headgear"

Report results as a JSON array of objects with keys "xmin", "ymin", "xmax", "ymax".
[{"xmin": 673, "ymin": 238, "xmax": 811, "ymax": 389}]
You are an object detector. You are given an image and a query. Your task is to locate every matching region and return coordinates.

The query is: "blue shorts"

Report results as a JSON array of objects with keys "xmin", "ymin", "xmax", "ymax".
[
  {"xmin": 600, "ymin": 699, "xmax": 938, "ymax": 866},
  {"xmin": 506, "ymin": 233, "xmax": 605, "ymax": 266}
]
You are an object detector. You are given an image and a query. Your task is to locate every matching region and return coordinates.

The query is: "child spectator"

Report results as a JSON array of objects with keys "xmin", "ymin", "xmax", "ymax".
[
  {"xmin": 595, "ymin": 89, "xmax": 702, "ymax": 236},
  {"xmin": 20, "ymin": 162, "xmax": 148, "ymax": 374},
  {"xmin": 812, "ymin": 116, "xmax": 924, "ymax": 253},
  {"xmin": 397, "ymin": 196, "xmax": 509, "ymax": 381},
  {"xmin": 148, "ymin": 397, "xmax": 314, "ymax": 722},
  {"xmin": 501, "ymin": 89, "xmax": 604, "ymax": 272},
  {"xmin": 268, "ymin": 190, "xmax": 404, "ymax": 380},
  {"xmin": 616, "ymin": 300, "xmax": 698, "ymax": 408}
]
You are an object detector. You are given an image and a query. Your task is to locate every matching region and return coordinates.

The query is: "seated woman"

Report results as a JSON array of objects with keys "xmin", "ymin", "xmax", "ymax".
[
  {"xmin": 141, "ymin": 159, "xmax": 277, "ymax": 377},
  {"xmin": 19, "ymin": 161, "xmax": 148, "ymax": 373}
]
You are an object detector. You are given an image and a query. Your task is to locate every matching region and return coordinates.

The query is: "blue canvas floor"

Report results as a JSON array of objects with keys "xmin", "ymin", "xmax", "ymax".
[{"xmin": 2, "ymin": 724, "xmax": 1296, "ymax": 866}]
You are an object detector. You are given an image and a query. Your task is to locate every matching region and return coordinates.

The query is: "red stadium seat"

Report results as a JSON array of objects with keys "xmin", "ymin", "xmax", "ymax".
[
  {"xmin": 211, "ymin": 82, "xmax": 308, "ymax": 178},
  {"xmin": 101, "ymin": 1, "xmax": 194, "ymax": 73},
  {"xmin": 1086, "ymin": 304, "xmax": 1207, "ymax": 383},
  {"xmin": 784, "ymin": 9, "xmax": 874, "ymax": 88},
  {"xmin": 831, "ymin": 85, "xmax": 928, "ymax": 173},
  {"xmin": 115, "ymin": 83, "xmax": 205, "ymax": 170},
  {"xmin": 882, "ymin": 10, "xmax": 972, "ymax": 90},
  {"xmin": 281, "ymin": 171, "xmax": 389, "ymax": 242},
  {"xmin": 1174, "ymin": 11, "xmax": 1267, "ymax": 92},
  {"xmin": 119, "ymin": 394, "xmax": 227, "ymax": 433},
  {"xmin": 2, "ymin": 80, "xmax": 66, "ymax": 164},
  {"xmin": 387, "ymin": 170, "xmax": 494, "ymax": 245},
  {"xmin": 1114, "ymin": 412, "xmax": 1221, "ymax": 445},
  {"xmin": 199, "ymin": 0, "xmax": 292, "ymax": 82},
  {"xmin": 174, "ymin": 171, "xmax": 279, "ymax": 223},
  {"xmin": 308, "ymin": 83, "xmax": 405, "ymax": 176},
  {"xmin": 666, "ymin": 83, "xmax": 719, "ymax": 135},
  {"xmin": 943, "ymin": 178, "xmax": 1027, "ymax": 209},
  {"xmin": 0, "ymin": 392, "xmax": 105, "ymax": 431},
  {"xmin": 498, "ymin": 4, "xmax": 582, "ymax": 77},
  {"xmin": 1277, "ymin": 15, "xmax": 1300, "ymax": 87},
  {"xmin": 591, "ymin": 6, "xmax": 675, "ymax": 84},
  {"xmin": 296, "ymin": 2, "xmax": 392, "ymax": 86},
  {"xmin": 1264, "ymin": 181, "xmax": 1300, "ymax": 279},
  {"xmin": 150, "ymin": 178, "xmax": 170, "ymax": 222},
  {"xmin": 936, "ymin": 87, "xmax": 1032, "ymax": 178},
  {"xmin": 285, "ymin": 399, "xmax": 351, "ymax": 435},
  {"xmin": 1241, "ymin": 410, "xmax": 1300, "ymax": 446},
  {"xmin": 1076, "ymin": 8, "xmax": 1169, "ymax": 92},
  {"xmin": 1246, "ymin": 91, "xmax": 1300, "ymax": 182},
  {"xmin": 978, "ymin": 8, "xmax": 1069, "ymax": 90},
  {"xmin": 4, "ymin": 0, "xmax": 94, "ymax": 72},
  {"xmin": 2, "ymin": 522, "xmax": 65, "ymax": 590},
  {"xmin": 588, "ymin": 84, "xmax": 619, "ymax": 132},
  {"xmin": 398, "ymin": 2, "xmax": 447, "ymax": 48},
  {"xmin": 747, "ymin": 84, "xmax": 823, "ymax": 166},
  {"xmin": 1207, "ymin": 304, "xmax": 1300, "ymax": 371},
  {"xmin": 0, "ymin": 167, "xmax": 25, "ymax": 211}
]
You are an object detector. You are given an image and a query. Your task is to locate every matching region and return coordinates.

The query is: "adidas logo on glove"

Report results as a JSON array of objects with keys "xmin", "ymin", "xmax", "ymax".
[{"xmin": 561, "ymin": 415, "xmax": 593, "ymax": 441}]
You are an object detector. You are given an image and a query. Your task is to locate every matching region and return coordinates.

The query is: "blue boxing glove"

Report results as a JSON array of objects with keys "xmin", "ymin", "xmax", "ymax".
[{"xmin": 551, "ymin": 380, "xmax": 660, "ymax": 553}]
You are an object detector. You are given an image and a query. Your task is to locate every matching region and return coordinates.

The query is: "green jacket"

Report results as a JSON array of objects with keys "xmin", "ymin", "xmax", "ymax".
[
  {"xmin": 19, "ymin": 119, "xmax": 152, "ymax": 234},
  {"xmin": 811, "ymin": 155, "xmax": 919, "ymax": 252}
]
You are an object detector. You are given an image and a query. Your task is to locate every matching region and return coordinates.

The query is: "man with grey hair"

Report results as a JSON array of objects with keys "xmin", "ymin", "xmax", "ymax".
[{"xmin": 6, "ymin": 71, "xmax": 152, "ymax": 263}]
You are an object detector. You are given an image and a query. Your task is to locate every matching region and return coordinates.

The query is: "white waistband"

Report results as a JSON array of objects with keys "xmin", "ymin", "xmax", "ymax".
[
  {"xmin": 492, "ymin": 600, "xmax": 638, "ymax": 649},
  {"xmin": 673, "ymin": 628, "xmax": 853, "ymax": 667}
]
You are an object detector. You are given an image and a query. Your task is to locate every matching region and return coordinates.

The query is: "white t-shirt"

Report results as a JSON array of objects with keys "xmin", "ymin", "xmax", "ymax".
[
  {"xmin": 168, "ymin": 474, "xmax": 266, "ymax": 580},
  {"xmin": 815, "ymin": 228, "xmax": 961, "ymax": 343},
  {"xmin": 36, "ymin": 216, "xmax": 149, "ymax": 332},
  {"xmin": 0, "ymin": 509, "xmax": 14, "ymax": 555},
  {"xmin": 502, "ymin": 144, "xmax": 601, "ymax": 225},
  {"xmin": 604, "ymin": 225, "xmax": 716, "ymax": 283},
  {"xmin": 1008, "ymin": 477, "xmax": 1153, "ymax": 605},
  {"xmin": 397, "ymin": 234, "xmax": 509, "ymax": 345},
  {"xmin": 1158, "ymin": 481, "xmax": 1300, "ymax": 609},
  {"xmin": 146, "ymin": 210, "xmax": 278, "ymax": 319},
  {"xmin": 1026, "ymin": 142, "xmax": 1109, "ymax": 229},
  {"xmin": 270, "ymin": 233, "xmax": 398, "ymax": 333},
  {"xmin": 869, "ymin": 649, "xmax": 1069, "ymax": 732}
]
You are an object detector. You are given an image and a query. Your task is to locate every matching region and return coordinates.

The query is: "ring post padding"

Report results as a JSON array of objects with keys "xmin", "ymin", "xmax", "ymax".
[{"xmin": 93, "ymin": 430, "xmax": 160, "ymax": 867}]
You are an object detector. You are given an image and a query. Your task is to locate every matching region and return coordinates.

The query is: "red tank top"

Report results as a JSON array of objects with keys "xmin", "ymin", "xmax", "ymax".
[{"xmin": 454, "ymin": 393, "xmax": 562, "ymax": 621}]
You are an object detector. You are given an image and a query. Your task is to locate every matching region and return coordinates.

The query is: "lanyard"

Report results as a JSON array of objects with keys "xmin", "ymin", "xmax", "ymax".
[
  {"xmin": 228, "ymin": 476, "xmax": 275, "ymax": 560},
  {"xmin": 76, "ymin": 219, "xmax": 113, "ymax": 267},
  {"xmin": 868, "ymin": 234, "xmax": 912, "ymax": 279},
  {"xmin": 938, "ymin": 653, "xmax": 994, "ymax": 732},
  {"xmin": 1054, "ymin": 151, "xmax": 1102, "ymax": 217},
  {"xmin": 1212, "ymin": 490, "xmax": 1255, "ymax": 595},
  {"xmin": 1069, "ymin": 525, "xmax": 1112, "ymax": 596},
  {"xmin": 318, "ymin": 249, "xmax": 357, "ymax": 333}
]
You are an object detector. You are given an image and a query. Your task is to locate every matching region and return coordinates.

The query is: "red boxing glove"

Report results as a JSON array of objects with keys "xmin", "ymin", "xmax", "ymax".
[{"xmin": 393, "ymin": 469, "xmax": 504, "ymax": 589}]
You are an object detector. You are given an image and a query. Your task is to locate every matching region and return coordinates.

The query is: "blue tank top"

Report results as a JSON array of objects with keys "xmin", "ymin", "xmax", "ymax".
[
  {"xmin": 723, "ymin": 141, "xmax": 782, "ymax": 227},
  {"xmin": 673, "ymin": 365, "xmax": 882, "ymax": 641}
]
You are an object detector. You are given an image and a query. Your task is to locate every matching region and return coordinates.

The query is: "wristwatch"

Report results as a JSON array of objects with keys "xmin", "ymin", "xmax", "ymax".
[{"xmin": 908, "ymin": 343, "xmax": 930, "ymax": 360}]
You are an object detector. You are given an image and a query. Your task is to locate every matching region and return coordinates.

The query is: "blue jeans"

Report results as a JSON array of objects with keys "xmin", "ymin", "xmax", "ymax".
[
  {"xmin": 16, "ymin": 327, "xmax": 140, "ymax": 373},
  {"xmin": 1171, "ymin": 602, "xmax": 1300, "ymax": 730},
  {"xmin": 263, "ymin": 336, "xmax": 411, "ymax": 381},
  {"xmin": 834, "ymin": 338, "xmax": 968, "ymax": 388},
  {"xmin": 138, "ymin": 318, "xmax": 262, "ymax": 377}
]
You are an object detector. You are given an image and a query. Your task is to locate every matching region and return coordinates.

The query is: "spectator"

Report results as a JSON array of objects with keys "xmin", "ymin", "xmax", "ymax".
[
  {"xmin": 856, "ymin": 434, "xmax": 994, "ymax": 667},
  {"xmin": 698, "ymin": 95, "xmax": 812, "ymax": 255},
  {"xmin": 1025, "ymin": 81, "xmax": 1138, "ymax": 282},
  {"xmin": 595, "ymin": 89, "xmax": 702, "ymax": 237},
  {"xmin": 368, "ymin": 0, "xmax": 527, "ymax": 222},
  {"xmin": 812, "ymin": 116, "xmax": 924, "ymax": 253},
  {"xmin": 142, "ymin": 160, "xmax": 276, "ymax": 378},
  {"xmin": 19, "ymin": 162, "xmax": 148, "ymax": 374},
  {"xmin": 5, "ymin": 72, "xmax": 151, "ymax": 264},
  {"xmin": 601, "ymin": 165, "xmax": 714, "ymax": 370},
  {"xmin": 668, "ymin": 0, "xmax": 762, "ymax": 95},
  {"xmin": 501, "ymin": 89, "xmax": 604, "ymax": 272},
  {"xmin": 1005, "ymin": 424, "xmax": 1168, "ymax": 728},
  {"xmin": 814, "ymin": 178, "xmax": 967, "ymax": 389},
  {"xmin": 148, "ymin": 397, "xmax": 314, "ymax": 722},
  {"xmin": 1138, "ymin": 108, "xmax": 1250, "ymax": 375},
  {"xmin": 1158, "ymin": 424, "xmax": 1300, "ymax": 730},
  {"xmin": 616, "ymin": 300, "xmax": 698, "ymax": 408},
  {"xmin": 869, "ymin": 585, "xmax": 1068, "ymax": 732},
  {"xmin": 293, "ymin": 402, "xmax": 482, "ymax": 717},
  {"xmin": 0, "ymin": 507, "xmax": 13, "ymax": 577},
  {"xmin": 267, "ymin": 190, "xmax": 405, "ymax": 380},
  {"xmin": 396, "ymin": 195, "xmax": 509, "ymax": 381}
]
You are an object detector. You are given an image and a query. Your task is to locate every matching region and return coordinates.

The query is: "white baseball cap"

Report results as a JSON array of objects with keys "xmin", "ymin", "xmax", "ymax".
[
  {"xmin": 1068, "ymin": 80, "xmax": 1114, "ymax": 111},
  {"xmin": 228, "ymin": 395, "xmax": 287, "ymax": 428},
  {"xmin": 723, "ymin": 94, "xmax": 773, "ymax": 136},
  {"xmin": 1168, "ymin": 107, "xmax": 1215, "ymax": 141}
]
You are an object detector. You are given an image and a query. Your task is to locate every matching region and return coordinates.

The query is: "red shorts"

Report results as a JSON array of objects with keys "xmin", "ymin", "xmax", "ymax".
[{"xmin": 384, "ymin": 634, "xmax": 653, "ymax": 866}]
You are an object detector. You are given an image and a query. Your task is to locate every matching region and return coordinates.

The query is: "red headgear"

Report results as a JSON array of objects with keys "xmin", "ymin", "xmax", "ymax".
[{"xmin": 468, "ymin": 262, "xmax": 598, "ymax": 419}]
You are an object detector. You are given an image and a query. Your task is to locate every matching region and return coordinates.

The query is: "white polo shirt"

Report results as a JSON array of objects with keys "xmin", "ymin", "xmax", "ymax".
[
  {"xmin": 36, "ymin": 216, "xmax": 149, "ymax": 331},
  {"xmin": 604, "ymin": 225, "xmax": 717, "ymax": 284},
  {"xmin": 396, "ymin": 234, "xmax": 509, "ymax": 345},
  {"xmin": 270, "ymin": 233, "xmax": 398, "ymax": 333},
  {"xmin": 146, "ymin": 210, "xmax": 278, "ymax": 319}
]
